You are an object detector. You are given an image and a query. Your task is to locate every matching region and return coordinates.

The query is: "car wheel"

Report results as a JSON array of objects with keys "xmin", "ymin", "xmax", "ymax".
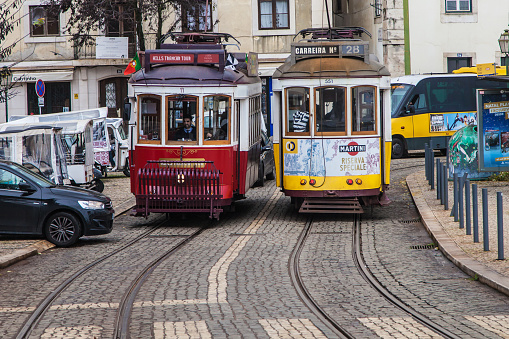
[
  {"xmin": 44, "ymin": 212, "xmax": 81, "ymax": 247},
  {"xmin": 123, "ymin": 158, "xmax": 130, "ymax": 177},
  {"xmin": 391, "ymin": 137, "xmax": 406, "ymax": 159},
  {"xmin": 266, "ymin": 163, "xmax": 275, "ymax": 180},
  {"xmin": 92, "ymin": 178, "xmax": 104, "ymax": 193}
]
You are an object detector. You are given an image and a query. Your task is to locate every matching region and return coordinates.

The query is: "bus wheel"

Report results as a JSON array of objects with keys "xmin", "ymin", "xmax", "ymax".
[{"xmin": 392, "ymin": 137, "xmax": 406, "ymax": 159}]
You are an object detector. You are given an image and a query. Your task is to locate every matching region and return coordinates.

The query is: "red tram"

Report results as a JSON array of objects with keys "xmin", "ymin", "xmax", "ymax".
[{"xmin": 127, "ymin": 33, "xmax": 263, "ymax": 219}]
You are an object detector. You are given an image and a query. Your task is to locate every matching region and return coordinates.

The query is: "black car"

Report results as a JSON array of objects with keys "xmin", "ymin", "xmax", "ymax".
[
  {"xmin": 257, "ymin": 130, "xmax": 276, "ymax": 187},
  {"xmin": 0, "ymin": 160, "xmax": 114, "ymax": 247}
]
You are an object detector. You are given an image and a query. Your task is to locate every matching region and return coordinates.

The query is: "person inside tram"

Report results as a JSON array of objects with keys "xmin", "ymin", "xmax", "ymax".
[
  {"xmin": 175, "ymin": 115, "xmax": 196, "ymax": 141},
  {"xmin": 206, "ymin": 117, "xmax": 228, "ymax": 140},
  {"xmin": 293, "ymin": 104, "xmax": 309, "ymax": 133}
]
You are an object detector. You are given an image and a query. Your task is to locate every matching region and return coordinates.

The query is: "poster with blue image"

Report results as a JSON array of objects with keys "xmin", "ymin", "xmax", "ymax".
[{"xmin": 478, "ymin": 89, "xmax": 509, "ymax": 171}]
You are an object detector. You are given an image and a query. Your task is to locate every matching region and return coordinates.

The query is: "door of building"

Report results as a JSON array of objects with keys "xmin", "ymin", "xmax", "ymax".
[{"xmin": 99, "ymin": 77, "xmax": 128, "ymax": 119}]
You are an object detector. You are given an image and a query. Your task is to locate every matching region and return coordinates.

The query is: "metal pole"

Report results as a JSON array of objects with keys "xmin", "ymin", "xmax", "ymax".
[
  {"xmin": 483, "ymin": 188, "xmax": 489, "ymax": 251},
  {"xmin": 465, "ymin": 179, "xmax": 471, "ymax": 235},
  {"xmin": 473, "ymin": 183, "xmax": 479, "ymax": 243},
  {"xmin": 443, "ymin": 163, "xmax": 448, "ymax": 210},
  {"xmin": 459, "ymin": 174, "xmax": 464, "ymax": 229},
  {"xmin": 452, "ymin": 173, "xmax": 458, "ymax": 219},
  {"xmin": 436, "ymin": 159, "xmax": 440, "ymax": 200},
  {"xmin": 430, "ymin": 150, "xmax": 434, "ymax": 190},
  {"xmin": 4, "ymin": 88, "xmax": 7, "ymax": 122},
  {"xmin": 497, "ymin": 192, "xmax": 504, "ymax": 260},
  {"xmin": 425, "ymin": 144, "xmax": 429, "ymax": 182}
]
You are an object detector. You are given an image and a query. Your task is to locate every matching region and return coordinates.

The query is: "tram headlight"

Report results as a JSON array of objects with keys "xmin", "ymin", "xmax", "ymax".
[
  {"xmin": 346, "ymin": 179, "xmax": 354, "ymax": 185},
  {"xmin": 355, "ymin": 178, "xmax": 362, "ymax": 185},
  {"xmin": 309, "ymin": 179, "xmax": 316, "ymax": 186},
  {"xmin": 300, "ymin": 179, "xmax": 307, "ymax": 185}
]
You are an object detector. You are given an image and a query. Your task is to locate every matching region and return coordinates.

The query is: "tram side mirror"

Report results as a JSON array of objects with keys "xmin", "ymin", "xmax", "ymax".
[{"xmin": 123, "ymin": 103, "xmax": 131, "ymax": 121}]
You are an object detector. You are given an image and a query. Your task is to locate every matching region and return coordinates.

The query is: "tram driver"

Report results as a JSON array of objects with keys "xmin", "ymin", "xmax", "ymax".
[{"xmin": 175, "ymin": 115, "xmax": 197, "ymax": 141}]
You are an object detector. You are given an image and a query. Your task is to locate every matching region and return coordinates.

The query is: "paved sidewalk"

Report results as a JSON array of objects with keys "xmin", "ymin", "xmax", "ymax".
[
  {"xmin": 0, "ymin": 174, "xmax": 135, "ymax": 269},
  {"xmin": 407, "ymin": 170, "xmax": 509, "ymax": 296}
]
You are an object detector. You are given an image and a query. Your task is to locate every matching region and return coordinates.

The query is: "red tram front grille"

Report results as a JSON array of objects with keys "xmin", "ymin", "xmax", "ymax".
[{"xmin": 134, "ymin": 160, "xmax": 223, "ymax": 219}]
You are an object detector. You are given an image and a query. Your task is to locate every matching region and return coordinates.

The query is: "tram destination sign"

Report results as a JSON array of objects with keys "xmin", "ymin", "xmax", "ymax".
[
  {"xmin": 292, "ymin": 42, "xmax": 367, "ymax": 62},
  {"xmin": 149, "ymin": 53, "xmax": 221, "ymax": 65}
]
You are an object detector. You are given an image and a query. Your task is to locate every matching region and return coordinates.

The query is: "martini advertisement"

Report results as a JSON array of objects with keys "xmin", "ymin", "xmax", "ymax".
[{"xmin": 478, "ymin": 89, "xmax": 509, "ymax": 171}]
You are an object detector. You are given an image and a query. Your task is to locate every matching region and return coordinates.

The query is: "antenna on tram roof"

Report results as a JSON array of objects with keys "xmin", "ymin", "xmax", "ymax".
[{"xmin": 293, "ymin": 27, "xmax": 372, "ymax": 42}]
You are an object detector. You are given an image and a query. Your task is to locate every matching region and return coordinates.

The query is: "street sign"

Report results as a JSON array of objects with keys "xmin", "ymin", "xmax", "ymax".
[
  {"xmin": 38, "ymin": 97, "xmax": 44, "ymax": 107},
  {"xmin": 36, "ymin": 79, "xmax": 45, "ymax": 98}
]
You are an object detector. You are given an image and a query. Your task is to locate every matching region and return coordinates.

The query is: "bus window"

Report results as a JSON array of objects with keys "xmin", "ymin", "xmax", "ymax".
[
  {"xmin": 391, "ymin": 84, "xmax": 413, "ymax": 117},
  {"xmin": 286, "ymin": 87, "xmax": 310, "ymax": 135},
  {"xmin": 352, "ymin": 86, "xmax": 376, "ymax": 133},
  {"xmin": 315, "ymin": 87, "xmax": 346, "ymax": 134}
]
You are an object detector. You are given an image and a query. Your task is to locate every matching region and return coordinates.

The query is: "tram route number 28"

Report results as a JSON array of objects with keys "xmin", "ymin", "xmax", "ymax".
[{"xmin": 342, "ymin": 45, "xmax": 364, "ymax": 56}]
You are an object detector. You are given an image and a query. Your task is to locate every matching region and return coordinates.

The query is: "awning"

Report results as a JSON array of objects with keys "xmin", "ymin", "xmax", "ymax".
[{"xmin": 11, "ymin": 71, "xmax": 74, "ymax": 83}]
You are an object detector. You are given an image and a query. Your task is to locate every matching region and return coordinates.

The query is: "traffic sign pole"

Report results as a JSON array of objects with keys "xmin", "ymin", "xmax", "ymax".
[{"xmin": 36, "ymin": 79, "xmax": 45, "ymax": 115}]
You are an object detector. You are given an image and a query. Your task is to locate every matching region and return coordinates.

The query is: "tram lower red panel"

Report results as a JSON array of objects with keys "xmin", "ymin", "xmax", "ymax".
[{"xmin": 129, "ymin": 145, "xmax": 248, "ymax": 218}]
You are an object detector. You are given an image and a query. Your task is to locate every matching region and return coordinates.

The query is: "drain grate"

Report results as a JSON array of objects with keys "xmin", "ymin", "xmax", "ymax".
[
  {"xmin": 410, "ymin": 244, "xmax": 436, "ymax": 250},
  {"xmin": 399, "ymin": 218, "xmax": 421, "ymax": 224}
]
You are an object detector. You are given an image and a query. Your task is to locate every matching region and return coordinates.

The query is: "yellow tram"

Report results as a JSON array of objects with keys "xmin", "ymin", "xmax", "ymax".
[{"xmin": 272, "ymin": 28, "xmax": 392, "ymax": 213}]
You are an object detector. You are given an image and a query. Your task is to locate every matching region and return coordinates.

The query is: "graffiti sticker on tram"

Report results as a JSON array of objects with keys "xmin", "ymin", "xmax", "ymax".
[{"xmin": 283, "ymin": 138, "xmax": 379, "ymax": 176}]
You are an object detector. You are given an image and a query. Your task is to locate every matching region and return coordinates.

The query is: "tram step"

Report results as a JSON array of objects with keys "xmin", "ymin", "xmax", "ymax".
[{"xmin": 299, "ymin": 198, "xmax": 363, "ymax": 214}]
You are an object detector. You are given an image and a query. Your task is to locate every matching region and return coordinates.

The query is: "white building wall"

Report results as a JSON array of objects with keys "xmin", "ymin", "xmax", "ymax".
[{"xmin": 409, "ymin": 0, "xmax": 509, "ymax": 74}]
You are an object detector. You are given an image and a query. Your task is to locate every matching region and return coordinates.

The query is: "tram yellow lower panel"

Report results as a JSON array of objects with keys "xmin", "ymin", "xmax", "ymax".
[{"xmin": 283, "ymin": 174, "xmax": 382, "ymax": 191}]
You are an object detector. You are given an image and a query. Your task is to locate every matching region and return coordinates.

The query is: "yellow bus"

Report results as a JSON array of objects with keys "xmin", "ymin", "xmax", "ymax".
[{"xmin": 390, "ymin": 73, "xmax": 509, "ymax": 158}]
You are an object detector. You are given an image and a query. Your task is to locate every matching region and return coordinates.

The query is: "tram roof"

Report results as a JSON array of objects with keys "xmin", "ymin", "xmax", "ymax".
[
  {"xmin": 129, "ymin": 63, "xmax": 260, "ymax": 86},
  {"xmin": 273, "ymin": 56, "xmax": 390, "ymax": 79}
]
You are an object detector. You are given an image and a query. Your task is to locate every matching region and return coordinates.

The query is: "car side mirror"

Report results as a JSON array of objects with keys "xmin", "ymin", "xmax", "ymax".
[
  {"xmin": 123, "ymin": 102, "xmax": 131, "ymax": 121},
  {"xmin": 19, "ymin": 182, "xmax": 35, "ymax": 192},
  {"xmin": 406, "ymin": 104, "xmax": 416, "ymax": 114}
]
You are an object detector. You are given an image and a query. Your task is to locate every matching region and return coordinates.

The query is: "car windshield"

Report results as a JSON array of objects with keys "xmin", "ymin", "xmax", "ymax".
[
  {"xmin": 6, "ymin": 162, "xmax": 56, "ymax": 187},
  {"xmin": 391, "ymin": 84, "xmax": 413, "ymax": 117}
]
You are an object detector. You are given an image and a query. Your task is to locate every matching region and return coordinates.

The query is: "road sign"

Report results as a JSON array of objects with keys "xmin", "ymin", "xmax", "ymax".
[
  {"xmin": 38, "ymin": 97, "xmax": 44, "ymax": 107},
  {"xmin": 36, "ymin": 79, "xmax": 45, "ymax": 98}
]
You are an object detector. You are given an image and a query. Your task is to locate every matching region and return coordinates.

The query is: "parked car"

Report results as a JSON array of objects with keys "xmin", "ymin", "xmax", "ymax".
[
  {"xmin": 0, "ymin": 160, "xmax": 114, "ymax": 247},
  {"xmin": 257, "ymin": 130, "xmax": 275, "ymax": 187}
]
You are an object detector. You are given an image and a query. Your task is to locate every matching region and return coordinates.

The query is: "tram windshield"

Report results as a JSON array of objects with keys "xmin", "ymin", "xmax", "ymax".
[
  {"xmin": 167, "ymin": 96, "xmax": 198, "ymax": 142},
  {"xmin": 204, "ymin": 95, "xmax": 230, "ymax": 142},
  {"xmin": 352, "ymin": 86, "xmax": 376, "ymax": 133},
  {"xmin": 286, "ymin": 87, "xmax": 310, "ymax": 134},
  {"xmin": 315, "ymin": 87, "xmax": 346, "ymax": 134}
]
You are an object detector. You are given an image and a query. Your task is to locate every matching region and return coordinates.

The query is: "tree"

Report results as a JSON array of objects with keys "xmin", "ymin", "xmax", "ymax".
[{"xmin": 45, "ymin": 0, "xmax": 217, "ymax": 53}]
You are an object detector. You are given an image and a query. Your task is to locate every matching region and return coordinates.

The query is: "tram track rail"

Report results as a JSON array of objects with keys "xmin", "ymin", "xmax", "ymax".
[
  {"xmin": 290, "ymin": 213, "xmax": 462, "ymax": 339},
  {"xmin": 15, "ymin": 214, "xmax": 209, "ymax": 339},
  {"xmin": 352, "ymin": 214, "xmax": 461, "ymax": 339},
  {"xmin": 114, "ymin": 225, "xmax": 207, "ymax": 339}
]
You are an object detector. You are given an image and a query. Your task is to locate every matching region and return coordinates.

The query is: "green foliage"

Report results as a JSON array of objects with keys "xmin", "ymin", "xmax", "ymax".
[{"xmin": 488, "ymin": 172, "xmax": 509, "ymax": 181}]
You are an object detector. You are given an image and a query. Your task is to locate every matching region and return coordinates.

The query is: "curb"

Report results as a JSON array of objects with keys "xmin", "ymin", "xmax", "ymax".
[
  {"xmin": 0, "ymin": 197, "xmax": 136, "ymax": 269},
  {"xmin": 407, "ymin": 171, "xmax": 509, "ymax": 297},
  {"xmin": 0, "ymin": 240, "xmax": 55, "ymax": 269}
]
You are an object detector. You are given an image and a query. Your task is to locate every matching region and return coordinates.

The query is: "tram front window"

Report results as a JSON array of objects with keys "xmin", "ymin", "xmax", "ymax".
[
  {"xmin": 352, "ymin": 86, "xmax": 376, "ymax": 133},
  {"xmin": 204, "ymin": 95, "xmax": 230, "ymax": 142},
  {"xmin": 286, "ymin": 87, "xmax": 310, "ymax": 134},
  {"xmin": 139, "ymin": 96, "xmax": 161, "ymax": 142},
  {"xmin": 167, "ymin": 96, "xmax": 198, "ymax": 142},
  {"xmin": 315, "ymin": 87, "xmax": 346, "ymax": 134}
]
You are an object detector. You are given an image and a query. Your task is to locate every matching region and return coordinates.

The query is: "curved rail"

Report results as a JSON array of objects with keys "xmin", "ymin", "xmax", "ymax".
[
  {"xmin": 352, "ymin": 215, "xmax": 461, "ymax": 339},
  {"xmin": 16, "ymin": 216, "xmax": 165, "ymax": 339},
  {"xmin": 114, "ymin": 226, "xmax": 207, "ymax": 339},
  {"xmin": 289, "ymin": 217, "xmax": 354, "ymax": 339}
]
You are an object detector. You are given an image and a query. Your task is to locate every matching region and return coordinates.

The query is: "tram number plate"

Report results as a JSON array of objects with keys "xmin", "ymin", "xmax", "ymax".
[
  {"xmin": 324, "ymin": 79, "xmax": 333, "ymax": 84},
  {"xmin": 342, "ymin": 45, "xmax": 364, "ymax": 56}
]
